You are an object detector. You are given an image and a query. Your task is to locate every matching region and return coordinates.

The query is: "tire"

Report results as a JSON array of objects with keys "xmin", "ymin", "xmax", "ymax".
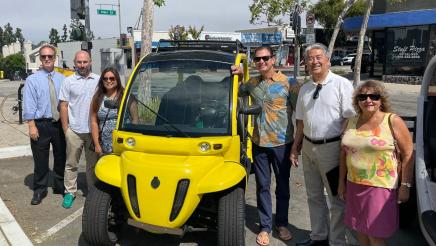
[
  {"xmin": 82, "ymin": 184, "xmax": 123, "ymax": 246},
  {"xmin": 217, "ymin": 186, "xmax": 245, "ymax": 246}
]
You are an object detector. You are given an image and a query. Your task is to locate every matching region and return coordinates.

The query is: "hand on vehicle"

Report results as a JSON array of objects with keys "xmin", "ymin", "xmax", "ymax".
[
  {"xmin": 29, "ymin": 125, "xmax": 39, "ymax": 141},
  {"xmin": 338, "ymin": 181, "xmax": 346, "ymax": 201},
  {"xmin": 397, "ymin": 185, "xmax": 410, "ymax": 204}
]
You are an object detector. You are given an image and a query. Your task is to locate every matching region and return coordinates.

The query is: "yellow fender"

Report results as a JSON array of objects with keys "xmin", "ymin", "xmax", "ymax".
[
  {"xmin": 95, "ymin": 155, "xmax": 122, "ymax": 188},
  {"xmin": 197, "ymin": 161, "xmax": 246, "ymax": 194}
]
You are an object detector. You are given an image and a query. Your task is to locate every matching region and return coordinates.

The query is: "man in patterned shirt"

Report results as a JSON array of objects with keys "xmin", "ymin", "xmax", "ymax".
[{"xmin": 232, "ymin": 46, "xmax": 299, "ymax": 246}]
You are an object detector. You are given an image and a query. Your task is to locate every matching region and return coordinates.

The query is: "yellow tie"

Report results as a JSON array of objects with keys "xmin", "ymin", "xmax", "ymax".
[{"xmin": 48, "ymin": 74, "xmax": 59, "ymax": 121}]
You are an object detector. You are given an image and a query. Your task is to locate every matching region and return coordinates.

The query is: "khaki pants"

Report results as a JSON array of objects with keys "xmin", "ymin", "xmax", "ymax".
[
  {"xmin": 302, "ymin": 138, "xmax": 357, "ymax": 246},
  {"xmin": 64, "ymin": 128, "xmax": 98, "ymax": 195}
]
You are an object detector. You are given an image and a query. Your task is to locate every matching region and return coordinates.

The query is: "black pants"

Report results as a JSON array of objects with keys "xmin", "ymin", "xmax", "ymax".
[{"xmin": 30, "ymin": 120, "xmax": 66, "ymax": 193}]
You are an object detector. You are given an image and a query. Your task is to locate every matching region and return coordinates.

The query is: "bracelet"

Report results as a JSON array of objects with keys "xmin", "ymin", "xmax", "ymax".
[{"xmin": 401, "ymin": 182, "xmax": 412, "ymax": 188}]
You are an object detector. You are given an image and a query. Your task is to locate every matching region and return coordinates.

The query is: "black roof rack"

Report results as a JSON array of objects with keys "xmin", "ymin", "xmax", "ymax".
[{"xmin": 156, "ymin": 39, "xmax": 246, "ymax": 54}]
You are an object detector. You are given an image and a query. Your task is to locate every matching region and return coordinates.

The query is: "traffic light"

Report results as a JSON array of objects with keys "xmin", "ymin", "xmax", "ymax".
[{"xmin": 71, "ymin": 0, "xmax": 86, "ymax": 20}]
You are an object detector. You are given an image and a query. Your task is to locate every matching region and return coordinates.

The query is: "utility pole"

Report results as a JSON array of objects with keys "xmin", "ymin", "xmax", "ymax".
[
  {"xmin": 292, "ymin": 1, "xmax": 302, "ymax": 78},
  {"xmin": 117, "ymin": 0, "xmax": 122, "ymax": 38},
  {"xmin": 84, "ymin": 0, "xmax": 91, "ymax": 41}
]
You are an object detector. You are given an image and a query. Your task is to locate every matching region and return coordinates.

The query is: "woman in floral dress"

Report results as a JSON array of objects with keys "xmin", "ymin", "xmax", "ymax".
[{"xmin": 338, "ymin": 80, "xmax": 414, "ymax": 246}]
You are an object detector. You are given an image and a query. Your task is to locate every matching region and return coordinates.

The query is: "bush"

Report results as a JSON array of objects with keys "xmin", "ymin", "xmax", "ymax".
[{"xmin": 0, "ymin": 53, "xmax": 26, "ymax": 80}]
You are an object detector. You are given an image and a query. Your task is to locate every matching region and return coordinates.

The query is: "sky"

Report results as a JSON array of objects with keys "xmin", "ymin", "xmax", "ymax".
[{"xmin": 0, "ymin": 0, "xmax": 267, "ymax": 44}]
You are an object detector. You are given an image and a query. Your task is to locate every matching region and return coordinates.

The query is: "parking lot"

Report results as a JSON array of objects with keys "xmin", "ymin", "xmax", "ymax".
[{"xmin": 0, "ymin": 79, "xmax": 428, "ymax": 245}]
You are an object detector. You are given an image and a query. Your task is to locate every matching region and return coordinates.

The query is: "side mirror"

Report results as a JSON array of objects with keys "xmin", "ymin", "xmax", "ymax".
[
  {"xmin": 239, "ymin": 105, "xmax": 261, "ymax": 115},
  {"xmin": 104, "ymin": 99, "xmax": 118, "ymax": 109}
]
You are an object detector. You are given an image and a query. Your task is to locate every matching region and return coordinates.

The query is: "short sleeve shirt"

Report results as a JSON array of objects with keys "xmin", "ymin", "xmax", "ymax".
[
  {"xmin": 242, "ymin": 71, "xmax": 300, "ymax": 147},
  {"xmin": 59, "ymin": 73, "xmax": 99, "ymax": 133},
  {"xmin": 295, "ymin": 71, "xmax": 355, "ymax": 139}
]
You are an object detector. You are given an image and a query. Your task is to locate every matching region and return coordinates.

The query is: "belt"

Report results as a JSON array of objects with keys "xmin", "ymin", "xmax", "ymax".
[
  {"xmin": 34, "ymin": 118, "xmax": 58, "ymax": 123},
  {"xmin": 304, "ymin": 135, "xmax": 341, "ymax": 145}
]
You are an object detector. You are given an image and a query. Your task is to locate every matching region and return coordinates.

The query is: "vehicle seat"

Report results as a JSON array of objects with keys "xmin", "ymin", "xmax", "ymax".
[
  {"xmin": 424, "ymin": 96, "xmax": 436, "ymax": 181},
  {"xmin": 156, "ymin": 75, "xmax": 203, "ymax": 126}
]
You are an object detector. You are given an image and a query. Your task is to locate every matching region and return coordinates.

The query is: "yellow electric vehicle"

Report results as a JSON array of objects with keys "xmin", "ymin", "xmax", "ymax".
[{"xmin": 82, "ymin": 40, "xmax": 258, "ymax": 246}]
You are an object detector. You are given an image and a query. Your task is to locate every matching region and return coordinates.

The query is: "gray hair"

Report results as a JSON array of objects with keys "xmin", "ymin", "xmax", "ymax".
[
  {"xmin": 38, "ymin": 43, "xmax": 56, "ymax": 55},
  {"xmin": 304, "ymin": 43, "xmax": 329, "ymax": 59}
]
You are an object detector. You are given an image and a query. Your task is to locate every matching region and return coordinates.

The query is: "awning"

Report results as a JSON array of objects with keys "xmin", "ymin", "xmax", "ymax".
[{"xmin": 343, "ymin": 8, "xmax": 436, "ymax": 32}]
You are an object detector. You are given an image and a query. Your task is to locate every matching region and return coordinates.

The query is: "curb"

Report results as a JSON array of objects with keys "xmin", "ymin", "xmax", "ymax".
[
  {"xmin": 0, "ymin": 145, "xmax": 33, "ymax": 245},
  {"xmin": 0, "ymin": 145, "xmax": 32, "ymax": 160},
  {"xmin": 0, "ymin": 197, "xmax": 33, "ymax": 245}
]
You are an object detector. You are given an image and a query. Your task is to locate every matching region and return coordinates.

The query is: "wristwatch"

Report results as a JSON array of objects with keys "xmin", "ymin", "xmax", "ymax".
[{"xmin": 401, "ymin": 182, "xmax": 412, "ymax": 188}]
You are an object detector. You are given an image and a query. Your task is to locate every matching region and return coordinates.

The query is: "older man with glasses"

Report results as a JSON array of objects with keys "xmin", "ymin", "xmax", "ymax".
[
  {"xmin": 290, "ymin": 43, "xmax": 356, "ymax": 246},
  {"xmin": 232, "ymin": 46, "xmax": 300, "ymax": 246},
  {"xmin": 23, "ymin": 44, "xmax": 66, "ymax": 205}
]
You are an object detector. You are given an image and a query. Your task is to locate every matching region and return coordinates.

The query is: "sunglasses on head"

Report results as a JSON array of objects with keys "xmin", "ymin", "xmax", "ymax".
[
  {"xmin": 103, "ymin": 76, "xmax": 116, "ymax": 82},
  {"xmin": 40, "ymin": 55, "xmax": 54, "ymax": 60},
  {"xmin": 356, "ymin": 94, "xmax": 381, "ymax": 101},
  {"xmin": 253, "ymin": 56, "xmax": 272, "ymax": 62}
]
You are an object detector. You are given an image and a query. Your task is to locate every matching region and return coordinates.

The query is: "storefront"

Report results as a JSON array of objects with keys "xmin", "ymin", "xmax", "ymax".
[{"xmin": 343, "ymin": 8, "xmax": 436, "ymax": 84}]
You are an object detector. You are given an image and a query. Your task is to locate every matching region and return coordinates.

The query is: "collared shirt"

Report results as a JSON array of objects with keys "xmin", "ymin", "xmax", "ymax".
[
  {"xmin": 59, "ymin": 73, "xmax": 99, "ymax": 133},
  {"xmin": 241, "ymin": 71, "xmax": 300, "ymax": 147},
  {"xmin": 23, "ymin": 70, "xmax": 65, "ymax": 121},
  {"xmin": 295, "ymin": 70, "xmax": 355, "ymax": 139}
]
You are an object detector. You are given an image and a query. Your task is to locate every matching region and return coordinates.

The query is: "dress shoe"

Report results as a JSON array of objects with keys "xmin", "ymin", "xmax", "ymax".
[
  {"xmin": 296, "ymin": 238, "xmax": 329, "ymax": 246},
  {"xmin": 30, "ymin": 190, "xmax": 47, "ymax": 205},
  {"xmin": 52, "ymin": 187, "xmax": 64, "ymax": 195}
]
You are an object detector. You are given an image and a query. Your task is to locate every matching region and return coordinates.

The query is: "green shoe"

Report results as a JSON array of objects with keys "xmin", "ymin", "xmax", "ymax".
[{"xmin": 62, "ymin": 193, "xmax": 75, "ymax": 209}]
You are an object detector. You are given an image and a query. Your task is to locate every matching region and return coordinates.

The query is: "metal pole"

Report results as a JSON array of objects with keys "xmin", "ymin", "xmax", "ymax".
[
  {"xmin": 118, "ymin": 0, "xmax": 122, "ymax": 37},
  {"xmin": 130, "ymin": 28, "xmax": 136, "ymax": 68},
  {"xmin": 84, "ymin": 0, "xmax": 91, "ymax": 41}
]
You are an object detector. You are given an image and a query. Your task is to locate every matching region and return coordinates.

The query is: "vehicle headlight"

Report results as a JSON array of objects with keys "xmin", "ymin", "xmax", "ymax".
[
  {"xmin": 199, "ymin": 142, "xmax": 211, "ymax": 152},
  {"xmin": 126, "ymin": 137, "xmax": 136, "ymax": 147}
]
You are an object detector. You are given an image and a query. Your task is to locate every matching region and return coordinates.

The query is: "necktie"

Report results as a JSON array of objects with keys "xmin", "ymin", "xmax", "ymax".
[{"xmin": 48, "ymin": 74, "xmax": 59, "ymax": 121}]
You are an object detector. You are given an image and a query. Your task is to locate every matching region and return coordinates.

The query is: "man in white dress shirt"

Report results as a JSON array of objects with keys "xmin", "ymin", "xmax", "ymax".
[{"xmin": 290, "ymin": 43, "xmax": 356, "ymax": 246}]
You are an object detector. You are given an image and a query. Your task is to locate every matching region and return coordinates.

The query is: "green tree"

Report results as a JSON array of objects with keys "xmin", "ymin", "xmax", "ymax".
[
  {"xmin": 0, "ymin": 53, "xmax": 26, "ymax": 80},
  {"xmin": 49, "ymin": 28, "xmax": 61, "ymax": 46},
  {"xmin": 14, "ymin": 28, "xmax": 25, "ymax": 47},
  {"xmin": 188, "ymin": 25, "xmax": 204, "ymax": 40},
  {"xmin": 249, "ymin": 0, "xmax": 310, "ymax": 25},
  {"xmin": 61, "ymin": 24, "xmax": 68, "ymax": 42},
  {"xmin": 3, "ymin": 23, "xmax": 16, "ymax": 45},
  {"xmin": 69, "ymin": 19, "xmax": 86, "ymax": 41},
  {"xmin": 311, "ymin": 0, "xmax": 365, "ymax": 30},
  {"xmin": 0, "ymin": 27, "xmax": 4, "ymax": 56},
  {"xmin": 168, "ymin": 25, "xmax": 189, "ymax": 41}
]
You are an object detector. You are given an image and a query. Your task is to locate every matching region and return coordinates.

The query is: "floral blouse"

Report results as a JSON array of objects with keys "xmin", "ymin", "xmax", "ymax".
[{"xmin": 342, "ymin": 113, "xmax": 399, "ymax": 189}]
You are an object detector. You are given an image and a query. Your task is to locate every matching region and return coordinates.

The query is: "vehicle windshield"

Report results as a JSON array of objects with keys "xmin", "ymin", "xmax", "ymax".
[{"xmin": 119, "ymin": 59, "xmax": 233, "ymax": 137}]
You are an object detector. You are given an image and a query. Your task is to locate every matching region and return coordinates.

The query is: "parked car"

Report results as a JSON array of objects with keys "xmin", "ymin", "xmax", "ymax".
[
  {"xmin": 330, "ymin": 55, "xmax": 343, "ymax": 66},
  {"xmin": 350, "ymin": 53, "xmax": 372, "ymax": 73},
  {"xmin": 82, "ymin": 40, "xmax": 257, "ymax": 246},
  {"xmin": 415, "ymin": 54, "xmax": 436, "ymax": 246},
  {"xmin": 342, "ymin": 53, "xmax": 356, "ymax": 65}
]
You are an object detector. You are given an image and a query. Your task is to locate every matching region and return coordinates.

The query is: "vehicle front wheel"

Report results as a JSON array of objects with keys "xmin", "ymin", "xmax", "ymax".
[
  {"xmin": 217, "ymin": 186, "xmax": 245, "ymax": 246},
  {"xmin": 82, "ymin": 183, "xmax": 124, "ymax": 246}
]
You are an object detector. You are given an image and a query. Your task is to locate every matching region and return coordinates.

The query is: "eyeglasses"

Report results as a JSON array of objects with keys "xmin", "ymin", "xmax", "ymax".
[
  {"xmin": 356, "ymin": 94, "xmax": 381, "ymax": 101},
  {"xmin": 253, "ymin": 56, "xmax": 272, "ymax": 63},
  {"xmin": 40, "ymin": 55, "xmax": 54, "ymax": 60},
  {"xmin": 103, "ymin": 76, "xmax": 116, "ymax": 82},
  {"xmin": 313, "ymin": 84, "xmax": 322, "ymax": 100},
  {"xmin": 306, "ymin": 55, "xmax": 324, "ymax": 63}
]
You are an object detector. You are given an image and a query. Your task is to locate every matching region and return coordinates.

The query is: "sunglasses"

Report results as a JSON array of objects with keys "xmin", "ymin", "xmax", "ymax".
[
  {"xmin": 253, "ymin": 56, "xmax": 272, "ymax": 63},
  {"xmin": 313, "ymin": 84, "xmax": 322, "ymax": 100},
  {"xmin": 356, "ymin": 94, "xmax": 381, "ymax": 101},
  {"xmin": 103, "ymin": 76, "xmax": 116, "ymax": 82},
  {"xmin": 40, "ymin": 55, "xmax": 54, "ymax": 60}
]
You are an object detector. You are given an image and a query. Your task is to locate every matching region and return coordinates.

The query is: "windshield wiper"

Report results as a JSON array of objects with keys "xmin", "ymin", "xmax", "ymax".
[{"xmin": 134, "ymin": 98, "xmax": 190, "ymax": 137}]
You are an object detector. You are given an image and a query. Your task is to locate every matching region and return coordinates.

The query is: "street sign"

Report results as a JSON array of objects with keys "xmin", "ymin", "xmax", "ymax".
[
  {"xmin": 306, "ymin": 33, "xmax": 315, "ymax": 44},
  {"xmin": 306, "ymin": 13, "xmax": 315, "ymax": 27},
  {"xmin": 97, "ymin": 9, "xmax": 116, "ymax": 15}
]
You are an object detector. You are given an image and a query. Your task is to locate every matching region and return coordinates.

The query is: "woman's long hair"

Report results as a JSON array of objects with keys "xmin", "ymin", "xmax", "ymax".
[{"xmin": 91, "ymin": 67, "xmax": 124, "ymax": 113}]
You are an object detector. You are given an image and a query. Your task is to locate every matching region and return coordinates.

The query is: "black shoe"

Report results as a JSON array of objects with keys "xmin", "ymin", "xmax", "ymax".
[
  {"xmin": 30, "ymin": 190, "xmax": 48, "ymax": 205},
  {"xmin": 53, "ymin": 187, "xmax": 64, "ymax": 195},
  {"xmin": 296, "ymin": 238, "xmax": 329, "ymax": 246}
]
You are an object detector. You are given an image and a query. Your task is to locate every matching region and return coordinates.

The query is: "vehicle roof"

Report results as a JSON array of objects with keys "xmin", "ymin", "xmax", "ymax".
[{"xmin": 142, "ymin": 50, "xmax": 236, "ymax": 64}]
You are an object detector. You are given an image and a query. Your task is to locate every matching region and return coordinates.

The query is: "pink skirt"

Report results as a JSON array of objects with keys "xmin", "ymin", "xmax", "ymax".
[{"xmin": 344, "ymin": 181, "xmax": 399, "ymax": 238}]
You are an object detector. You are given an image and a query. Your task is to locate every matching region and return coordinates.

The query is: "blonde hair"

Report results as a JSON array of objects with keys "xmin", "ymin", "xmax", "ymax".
[{"xmin": 352, "ymin": 80, "xmax": 392, "ymax": 115}]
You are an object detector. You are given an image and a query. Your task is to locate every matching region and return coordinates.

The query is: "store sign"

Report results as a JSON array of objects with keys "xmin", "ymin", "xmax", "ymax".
[
  {"xmin": 392, "ymin": 45, "xmax": 426, "ymax": 60},
  {"xmin": 241, "ymin": 32, "xmax": 282, "ymax": 44}
]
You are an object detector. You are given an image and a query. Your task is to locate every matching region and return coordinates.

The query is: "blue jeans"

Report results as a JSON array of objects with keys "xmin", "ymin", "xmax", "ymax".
[{"xmin": 253, "ymin": 143, "xmax": 292, "ymax": 233}]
